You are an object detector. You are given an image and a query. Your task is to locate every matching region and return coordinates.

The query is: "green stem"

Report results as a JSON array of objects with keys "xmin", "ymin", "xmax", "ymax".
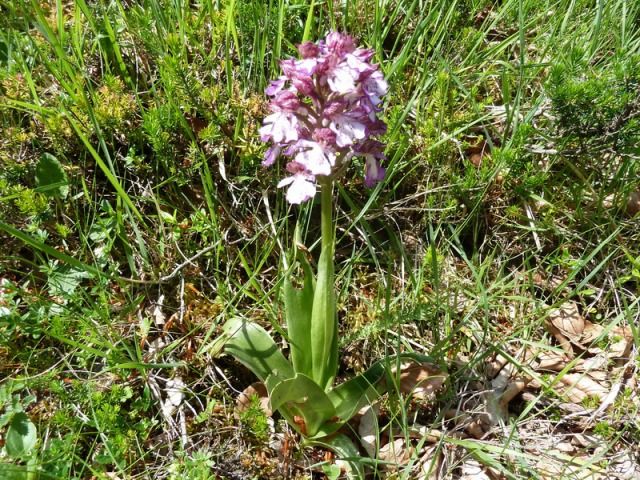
[
  {"xmin": 311, "ymin": 178, "xmax": 337, "ymax": 390},
  {"xmin": 320, "ymin": 179, "xmax": 334, "ymax": 256}
]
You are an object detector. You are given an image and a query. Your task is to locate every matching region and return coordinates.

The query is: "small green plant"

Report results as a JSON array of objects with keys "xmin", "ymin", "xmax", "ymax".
[
  {"xmin": 238, "ymin": 395, "xmax": 271, "ymax": 442},
  {"xmin": 0, "ymin": 382, "xmax": 38, "ymax": 470}
]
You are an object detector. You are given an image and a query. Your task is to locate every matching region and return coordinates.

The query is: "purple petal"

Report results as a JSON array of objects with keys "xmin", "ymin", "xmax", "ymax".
[
  {"xmin": 265, "ymin": 78, "xmax": 286, "ymax": 96},
  {"xmin": 327, "ymin": 63, "xmax": 358, "ymax": 94},
  {"xmin": 326, "ymin": 31, "xmax": 356, "ymax": 55},
  {"xmin": 261, "ymin": 112, "xmax": 299, "ymax": 143},
  {"xmin": 263, "ymin": 146, "xmax": 280, "ymax": 167},
  {"xmin": 364, "ymin": 155, "xmax": 385, "ymax": 187},
  {"xmin": 298, "ymin": 41, "xmax": 320, "ymax": 59}
]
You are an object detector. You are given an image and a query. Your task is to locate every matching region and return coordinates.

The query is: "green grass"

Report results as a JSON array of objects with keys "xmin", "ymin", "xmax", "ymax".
[{"xmin": 1, "ymin": 0, "xmax": 639, "ymax": 478}]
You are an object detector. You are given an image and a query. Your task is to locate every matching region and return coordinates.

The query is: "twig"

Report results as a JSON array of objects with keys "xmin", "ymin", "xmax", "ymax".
[{"xmin": 159, "ymin": 245, "xmax": 218, "ymax": 282}]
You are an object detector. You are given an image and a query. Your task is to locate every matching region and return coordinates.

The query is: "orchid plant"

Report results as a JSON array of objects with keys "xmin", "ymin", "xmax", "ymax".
[{"xmin": 217, "ymin": 32, "xmax": 430, "ymax": 475}]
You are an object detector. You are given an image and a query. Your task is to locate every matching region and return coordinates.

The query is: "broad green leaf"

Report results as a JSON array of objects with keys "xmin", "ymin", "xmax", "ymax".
[
  {"xmin": 319, "ymin": 353, "xmax": 439, "ymax": 438},
  {"xmin": 309, "ymin": 434, "xmax": 365, "ymax": 480},
  {"xmin": 269, "ymin": 373, "xmax": 336, "ymax": 437},
  {"xmin": 326, "ymin": 361, "xmax": 385, "ymax": 424},
  {"xmin": 284, "ymin": 255, "xmax": 315, "ymax": 377},
  {"xmin": 310, "ymin": 245, "xmax": 337, "ymax": 391},
  {"xmin": 222, "ymin": 317, "xmax": 293, "ymax": 382},
  {"xmin": 5, "ymin": 412, "xmax": 37, "ymax": 458},
  {"xmin": 35, "ymin": 153, "xmax": 68, "ymax": 199}
]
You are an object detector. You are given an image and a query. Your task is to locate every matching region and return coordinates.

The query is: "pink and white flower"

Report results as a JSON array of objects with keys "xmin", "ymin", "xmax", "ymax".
[{"xmin": 260, "ymin": 32, "xmax": 388, "ymax": 203}]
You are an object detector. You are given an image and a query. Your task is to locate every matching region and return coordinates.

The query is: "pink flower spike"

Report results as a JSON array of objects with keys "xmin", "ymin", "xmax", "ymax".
[{"xmin": 260, "ymin": 31, "xmax": 387, "ymax": 204}]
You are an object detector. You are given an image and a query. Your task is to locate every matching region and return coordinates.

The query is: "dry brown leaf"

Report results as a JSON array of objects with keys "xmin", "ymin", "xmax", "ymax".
[
  {"xmin": 236, "ymin": 382, "xmax": 271, "ymax": 417},
  {"xmin": 459, "ymin": 459, "xmax": 491, "ymax": 480},
  {"xmin": 611, "ymin": 451, "xmax": 639, "ymax": 479},
  {"xmin": 535, "ymin": 351, "xmax": 570, "ymax": 371},
  {"xmin": 548, "ymin": 302, "xmax": 585, "ymax": 338},
  {"xmin": 393, "ymin": 361, "xmax": 447, "ymax": 401},
  {"xmin": 485, "ymin": 353, "xmax": 510, "ymax": 378},
  {"xmin": 416, "ymin": 445, "xmax": 442, "ymax": 480},
  {"xmin": 535, "ymin": 456, "xmax": 604, "ymax": 479},
  {"xmin": 571, "ymin": 433, "xmax": 601, "ymax": 449},
  {"xmin": 499, "ymin": 378, "xmax": 528, "ymax": 407},
  {"xmin": 582, "ymin": 323, "xmax": 632, "ymax": 360},
  {"xmin": 580, "ymin": 321, "xmax": 605, "ymax": 344},
  {"xmin": 555, "ymin": 441, "xmax": 577, "ymax": 454},
  {"xmin": 546, "ymin": 321, "xmax": 575, "ymax": 357},
  {"xmin": 609, "ymin": 326, "xmax": 633, "ymax": 359},
  {"xmin": 557, "ymin": 373, "xmax": 608, "ymax": 404},
  {"xmin": 358, "ymin": 404, "xmax": 378, "ymax": 458},
  {"xmin": 626, "ymin": 190, "xmax": 640, "ymax": 217},
  {"xmin": 379, "ymin": 438, "xmax": 413, "ymax": 468},
  {"xmin": 408, "ymin": 425, "xmax": 444, "ymax": 443},
  {"xmin": 574, "ymin": 354, "xmax": 608, "ymax": 372}
]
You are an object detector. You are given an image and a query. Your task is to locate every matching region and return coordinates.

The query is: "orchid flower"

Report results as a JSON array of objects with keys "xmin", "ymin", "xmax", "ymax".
[{"xmin": 260, "ymin": 31, "xmax": 388, "ymax": 203}]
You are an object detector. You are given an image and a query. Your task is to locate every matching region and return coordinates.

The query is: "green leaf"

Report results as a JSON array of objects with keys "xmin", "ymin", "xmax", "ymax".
[
  {"xmin": 321, "ymin": 463, "xmax": 342, "ymax": 480},
  {"xmin": 5, "ymin": 412, "xmax": 37, "ymax": 458},
  {"xmin": 35, "ymin": 153, "xmax": 68, "ymax": 199},
  {"xmin": 0, "ymin": 411, "xmax": 13, "ymax": 428},
  {"xmin": 46, "ymin": 263, "xmax": 92, "ymax": 297},
  {"xmin": 310, "ymin": 245, "xmax": 337, "ymax": 391},
  {"xmin": 319, "ymin": 353, "xmax": 438, "ymax": 438},
  {"xmin": 221, "ymin": 317, "xmax": 293, "ymax": 382},
  {"xmin": 327, "ymin": 362, "xmax": 385, "ymax": 422},
  {"xmin": 309, "ymin": 434, "xmax": 365, "ymax": 480},
  {"xmin": 269, "ymin": 373, "xmax": 336, "ymax": 437},
  {"xmin": 284, "ymin": 255, "xmax": 315, "ymax": 377},
  {"xmin": 0, "ymin": 463, "xmax": 31, "ymax": 480}
]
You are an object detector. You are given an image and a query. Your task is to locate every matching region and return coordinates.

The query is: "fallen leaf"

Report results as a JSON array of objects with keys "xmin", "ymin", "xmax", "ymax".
[
  {"xmin": 548, "ymin": 302, "xmax": 585, "ymax": 339},
  {"xmin": 152, "ymin": 294, "xmax": 166, "ymax": 325},
  {"xmin": 626, "ymin": 191, "xmax": 640, "ymax": 217},
  {"xmin": 358, "ymin": 404, "xmax": 379, "ymax": 458},
  {"xmin": 535, "ymin": 350, "xmax": 570, "ymax": 371},
  {"xmin": 236, "ymin": 382, "xmax": 272, "ymax": 417},
  {"xmin": 582, "ymin": 323, "xmax": 632, "ymax": 360},
  {"xmin": 416, "ymin": 445, "xmax": 442, "ymax": 480},
  {"xmin": 611, "ymin": 451, "xmax": 639, "ymax": 479},
  {"xmin": 571, "ymin": 433, "xmax": 601, "ymax": 449},
  {"xmin": 394, "ymin": 361, "xmax": 447, "ymax": 401},
  {"xmin": 162, "ymin": 377, "xmax": 185, "ymax": 417},
  {"xmin": 459, "ymin": 459, "xmax": 491, "ymax": 480},
  {"xmin": 580, "ymin": 321, "xmax": 604, "ymax": 344},
  {"xmin": 557, "ymin": 373, "xmax": 608, "ymax": 404},
  {"xmin": 379, "ymin": 438, "xmax": 412, "ymax": 468}
]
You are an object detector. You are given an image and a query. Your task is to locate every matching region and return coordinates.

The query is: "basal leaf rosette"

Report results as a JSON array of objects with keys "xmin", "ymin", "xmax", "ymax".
[{"xmin": 260, "ymin": 32, "xmax": 388, "ymax": 204}]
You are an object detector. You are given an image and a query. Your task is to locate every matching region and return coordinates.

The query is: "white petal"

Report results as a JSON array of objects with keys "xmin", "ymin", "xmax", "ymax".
[
  {"xmin": 328, "ymin": 65, "xmax": 357, "ymax": 94},
  {"xmin": 286, "ymin": 176, "xmax": 316, "ymax": 204},
  {"xmin": 295, "ymin": 142, "xmax": 332, "ymax": 175},
  {"xmin": 330, "ymin": 115, "xmax": 366, "ymax": 147},
  {"xmin": 277, "ymin": 176, "xmax": 295, "ymax": 188}
]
